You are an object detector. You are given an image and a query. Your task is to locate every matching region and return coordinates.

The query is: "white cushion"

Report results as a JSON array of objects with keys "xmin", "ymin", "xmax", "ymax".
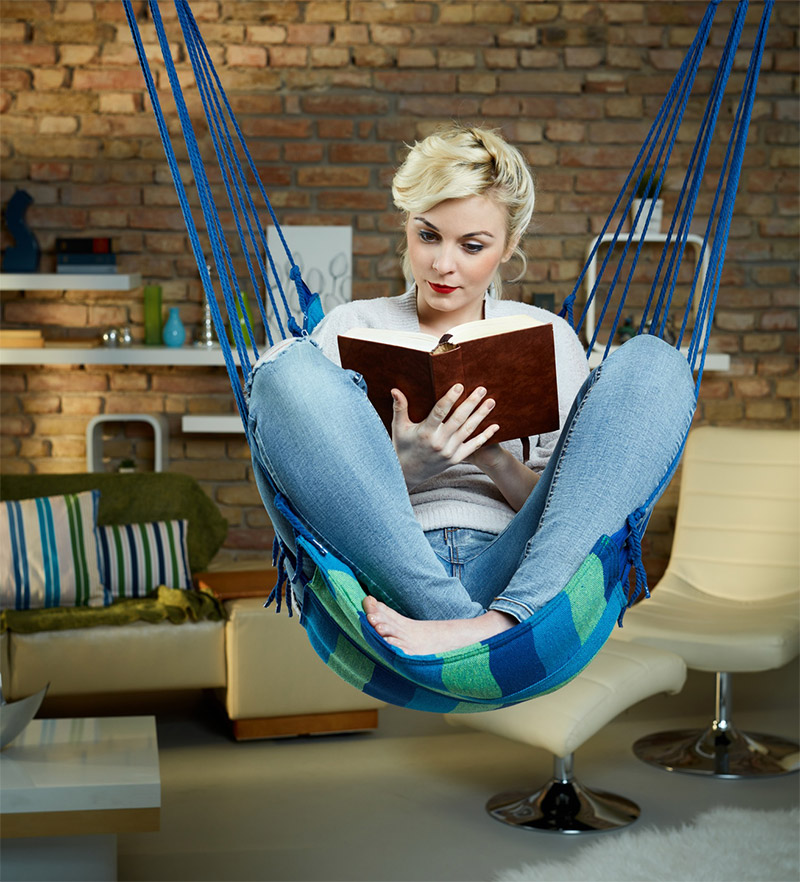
[
  {"xmin": 5, "ymin": 620, "xmax": 226, "ymax": 699},
  {"xmin": 223, "ymin": 598, "xmax": 384, "ymax": 719},
  {"xmin": 668, "ymin": 427, "xmax": 799, "ymax": 602},
  {"xmin": 450, "ymin": 640, "xmax": 686, "ymax": 759},
  {"xmin": 614, "ymin": 571, "xmax": 799, "ymax": 672}
]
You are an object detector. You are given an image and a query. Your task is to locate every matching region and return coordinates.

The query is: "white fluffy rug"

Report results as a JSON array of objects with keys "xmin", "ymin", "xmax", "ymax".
[{"xmin": 496, "ymin": 807, "xmax": 799, "ymax": 882}]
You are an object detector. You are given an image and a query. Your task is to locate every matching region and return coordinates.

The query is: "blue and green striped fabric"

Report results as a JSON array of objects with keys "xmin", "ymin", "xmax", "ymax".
[
  {"xmin": 97, "ymin": 519, "xmax": 191, "ymax": 599},
  {"xmin": 294, "ymin": 532, "xmax": 628, "ymax": 713},
  {"xmin": 0, "ymin": 490, "xmax": 104, "ymax": 610}
]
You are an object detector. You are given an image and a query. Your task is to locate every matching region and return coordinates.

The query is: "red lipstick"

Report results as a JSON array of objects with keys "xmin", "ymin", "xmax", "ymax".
[{"xmin": 429, "ymin": 282, "xmax": 457, "ymax": 294}]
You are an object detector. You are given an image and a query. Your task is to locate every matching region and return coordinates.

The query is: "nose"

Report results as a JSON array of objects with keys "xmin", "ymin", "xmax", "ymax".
[{"xmin": 432, "ymin": 244, "xmax": 456, "ymax": 275}]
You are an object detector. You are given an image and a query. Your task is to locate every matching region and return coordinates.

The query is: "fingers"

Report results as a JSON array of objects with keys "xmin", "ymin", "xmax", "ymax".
[
  {"xmin": 429, "ymin": 383, "xmax": 465, "ymax": 426},
  {"xmin": 461, "ymin": 422, "xmax": 500, "ymax": 458},
  {"xmin": 454, "ymin": 388, "xmax": 496, "ymax": 437}
]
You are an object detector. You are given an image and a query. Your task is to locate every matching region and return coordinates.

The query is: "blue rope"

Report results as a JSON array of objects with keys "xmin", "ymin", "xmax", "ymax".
[
  {"xmin": 123, "ymin": 0, "xmax": 248, "ymax": 429},
  {"xmin": 127, "ymin": 0, "xmax": 773, "ymax": 633},
  {"xmin": 178, "ymin": 6, "xmax": 296, "ymax": 345}
]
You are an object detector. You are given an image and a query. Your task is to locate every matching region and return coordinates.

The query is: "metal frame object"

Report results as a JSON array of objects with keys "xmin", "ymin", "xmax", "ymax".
[
  {"xmin": 486, "ymin": 753, "xmax": 640, "ymax": 834},
  {"xmin": 632, "ymin": 671, "xmax": 799, "ymax": 778}
]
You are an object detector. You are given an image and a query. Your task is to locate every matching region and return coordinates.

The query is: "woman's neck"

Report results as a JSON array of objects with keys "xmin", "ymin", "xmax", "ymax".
[{"xmin": 415, "ymin": 290, "xmax": 486, "ymax": 337}]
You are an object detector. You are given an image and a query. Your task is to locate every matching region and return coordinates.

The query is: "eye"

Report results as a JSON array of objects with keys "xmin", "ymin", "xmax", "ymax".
[
  {"xmin": 462, "ymin": 242, "xmax": 484, "ymax": 254},
  {"xmin": 418, "ymin": 229, "xmax": 438, "ymax": 243}
]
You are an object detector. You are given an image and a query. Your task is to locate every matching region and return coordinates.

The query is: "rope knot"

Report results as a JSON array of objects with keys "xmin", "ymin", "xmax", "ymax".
[{"xmin": 618, "ymin": 507, "xmax": 650, "ymax": 626}]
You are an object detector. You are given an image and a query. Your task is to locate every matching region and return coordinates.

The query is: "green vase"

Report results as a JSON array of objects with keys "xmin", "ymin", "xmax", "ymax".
[{"xmin": 228, "ymin": 292, "xmax": 256, "ymax": 347}]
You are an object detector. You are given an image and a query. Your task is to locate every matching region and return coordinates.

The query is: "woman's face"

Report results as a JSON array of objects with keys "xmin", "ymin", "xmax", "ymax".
[{"xmin": 406, "ymin": 194, "xmax": 513, "ymax": 329}]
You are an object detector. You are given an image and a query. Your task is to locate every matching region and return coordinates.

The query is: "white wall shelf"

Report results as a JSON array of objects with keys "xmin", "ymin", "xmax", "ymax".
[
  {"xmin": 0, "ymin": 272, "xmax": 142, "ymax": 291},
  {"xmin": 0, "ymin": 344, "xmax": 241, "ymax": 366},
  {"xmin": 182, "ymin": 415, "xmax": 244, "ymax": 434}
]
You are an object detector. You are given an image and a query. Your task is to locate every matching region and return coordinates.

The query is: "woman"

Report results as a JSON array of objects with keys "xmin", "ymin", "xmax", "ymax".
[{"xmin": 247, "ymin": 126, "xmax": 696, "ymax": 657}]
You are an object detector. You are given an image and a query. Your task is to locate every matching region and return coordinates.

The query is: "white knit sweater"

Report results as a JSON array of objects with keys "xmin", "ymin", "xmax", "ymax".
[{"xmin": 312, "ymin": 288, "xmax": 589, "ymax": 534}]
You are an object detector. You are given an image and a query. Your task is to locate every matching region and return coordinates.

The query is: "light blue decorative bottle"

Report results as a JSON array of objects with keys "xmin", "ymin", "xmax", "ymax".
[{"xmin": 162, "ymin": 307, "xmax": 186, "ymax": 347}]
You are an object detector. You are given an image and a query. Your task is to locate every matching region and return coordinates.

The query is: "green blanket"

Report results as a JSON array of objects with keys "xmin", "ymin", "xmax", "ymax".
[{"xmin": 1, "ymin": 586, "xmax": 227, "ymax": 634}]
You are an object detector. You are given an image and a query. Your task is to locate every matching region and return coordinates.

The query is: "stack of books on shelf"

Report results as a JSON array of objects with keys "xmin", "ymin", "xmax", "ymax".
[
  {"xmin": 0, "ymin": 329, "xmax": 44, "ymax": 348},
  {"xmin": 56, "ymin": 237, "xmax": 116, "ymax": 274}
]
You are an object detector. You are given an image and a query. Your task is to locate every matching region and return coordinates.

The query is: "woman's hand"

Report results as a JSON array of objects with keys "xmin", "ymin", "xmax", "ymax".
[{"xmin": 391, "ymin": 384, "xmax": 499, "ymax": 489}]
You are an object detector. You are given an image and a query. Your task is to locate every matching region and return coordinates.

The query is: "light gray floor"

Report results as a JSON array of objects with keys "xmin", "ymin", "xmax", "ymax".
[{"xmin": 118, "ymin": 663, "xmax": 799, "ymax": 882}]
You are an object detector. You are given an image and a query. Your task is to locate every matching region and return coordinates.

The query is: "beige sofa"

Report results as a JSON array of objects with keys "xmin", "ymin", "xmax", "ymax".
[{"xmin": 0, "ymin": 473, "xmax": 382, "ymax": 738}]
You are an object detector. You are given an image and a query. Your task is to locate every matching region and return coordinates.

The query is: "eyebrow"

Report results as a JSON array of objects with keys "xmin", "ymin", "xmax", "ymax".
[{"xmin": 413, "ymin": 216, "xmax": 495, "ymax": 239}]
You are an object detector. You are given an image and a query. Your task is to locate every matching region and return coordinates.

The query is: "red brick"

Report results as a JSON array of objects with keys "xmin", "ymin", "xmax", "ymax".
[
  {"xmin": 329, "ymin": 143, "xmax": 390, "ymax": 163},
  {"xmin": 318, "ymin": 191, "xmax": 389, "ymax": 211},
  {"xmin": 286, "ymin": 23, "xmax": 331, "ymax": 45},
  {"xmin": 760, "ymin": 311, "xmax": 799, "ymax": 332},
  {"xmin": 333, "ymin": 24, "xmax": 369, "ymax": 44},
  {"xmin": 268, "ymin": 46, "xmax": 308, "ymax": 67},
  {"xmin": 227, "ymin": 45, "xmax": 267, "ymax": 66},
  {"xmin": 397, "ymin": 48, "xmax": 437, "ymax": 68},
  {"xmin": 0, "ymin": 43, "xmax": 57, "ymax": 65},
  {"xmin": 317, "ymin": 118, "xmax": 354, "ymax": 139},
  {"xmin": 0, "ymin": 416, "xmax": 34, "ymax": 437},
  {"xmin": 483, "ymin": 48, "xmax": 518, "ymax": 69},
  {"xmin": 297, "ymin": 166, "xmax": 370, "ymax": 187},
  {"xmin": 439, "ymin": 49, "xmax": 477, "ymax": 69},
  {"xmin": 413, "ymin": 24, "xmax": 494, "ymax": 46},
  {"xmin": 352, "ymin": 45, "xmax": 393, "ymax": 67},
  {"xmin": 310, "ymin": 47, "xmax": 350, "ymax": 67},
  {"xmin": 302, "ymin": 94, "xmax": 389, "ymax": 116},
  {"xmin": 374, "ymin": 72, "xmax": 456, "ymax": 94},
  {"xmin": 350, "ymin": 2, "xmax": 433, "ymax": 24},
  {"xmin": 498, "ymin": 27, "xmax": 539, "ymax": 48},
  {"xmin": 18, "ymin": 394, "xmax": 60, "ymax": 415}
]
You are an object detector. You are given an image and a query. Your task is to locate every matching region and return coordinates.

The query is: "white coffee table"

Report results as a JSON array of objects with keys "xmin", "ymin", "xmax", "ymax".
[{"xmin": 0, "ymin": 715, "xmax": 160, "ymax": 881}]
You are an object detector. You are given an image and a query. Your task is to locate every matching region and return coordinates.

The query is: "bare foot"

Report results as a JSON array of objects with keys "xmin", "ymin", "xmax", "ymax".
[{"xmin": 362, "ymin": 595, "xmax": 516, "ymax": 656}]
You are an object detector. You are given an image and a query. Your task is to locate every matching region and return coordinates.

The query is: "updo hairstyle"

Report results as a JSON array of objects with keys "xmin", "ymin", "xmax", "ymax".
[{"xmin": 391, "ymin": 125, "xmax": 535, "ymax": 297}]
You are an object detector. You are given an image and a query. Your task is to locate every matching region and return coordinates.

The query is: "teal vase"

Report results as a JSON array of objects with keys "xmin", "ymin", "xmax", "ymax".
[{"xmin": 162, "ymin": 307, "xmax": 186, "ymax": 347}]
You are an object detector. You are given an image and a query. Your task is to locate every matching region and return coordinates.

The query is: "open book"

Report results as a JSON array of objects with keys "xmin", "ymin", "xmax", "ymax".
[{"xmin": 338, "ymin": 314, "xmax": 559, "ymax": 444}]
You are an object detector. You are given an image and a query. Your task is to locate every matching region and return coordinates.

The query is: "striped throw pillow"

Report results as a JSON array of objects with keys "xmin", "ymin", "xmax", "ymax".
[
  {"xmin": 1, "ymin": 490, "xmax": 105, "ymax": 610},
  {"xmin": 97, "ymin": 520, "xmax": 192, "ymax": 599}
]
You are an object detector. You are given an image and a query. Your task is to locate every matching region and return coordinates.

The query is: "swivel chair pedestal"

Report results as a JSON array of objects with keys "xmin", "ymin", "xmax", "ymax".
[
  {"xmin": 487, "ymin": 753, "xmax": 639, "ymax": 834},
  {"xmin": 633, "ymin": 671, "xmax": 799, "ymax": 778},
  {"xmin": 451, "ymin": 640, "xmax": 686, "ymax": 835}
]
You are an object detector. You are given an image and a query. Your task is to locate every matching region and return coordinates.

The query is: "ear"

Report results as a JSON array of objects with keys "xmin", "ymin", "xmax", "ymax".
[{"xmin": 501, "ymin": 237, "xmax": 520, "ymax": 264}]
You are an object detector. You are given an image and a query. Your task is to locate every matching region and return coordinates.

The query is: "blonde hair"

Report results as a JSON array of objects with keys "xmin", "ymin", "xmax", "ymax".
[{"xmin": 392, "ymin": 125, "xmax": 535, "ymax": 297}]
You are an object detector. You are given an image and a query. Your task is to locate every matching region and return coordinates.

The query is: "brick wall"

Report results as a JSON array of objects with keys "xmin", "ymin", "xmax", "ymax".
[{"xmin": 1, "ymin": 1, "xmax": 797, "ymax": 576}]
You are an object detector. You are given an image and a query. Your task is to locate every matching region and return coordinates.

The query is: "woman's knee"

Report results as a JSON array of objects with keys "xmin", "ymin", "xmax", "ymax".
[
  {"xmin": 609, "ymin": 334, "xmax": 694, "ymax": 391},
  {"xmin": 248, "ymin": 337, "xmax": 322, "ymax": 402}
]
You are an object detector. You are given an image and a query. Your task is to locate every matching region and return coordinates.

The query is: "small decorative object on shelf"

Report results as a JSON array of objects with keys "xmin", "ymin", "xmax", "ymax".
[
  {"xmin": 55, "ymin": 236, "xmax": 116, "ymax": 275},
  {"xmin": 162, "ymin": 307, "xmax": 186, "ymax": 347},
  {"xmin": 1, "ymin": 190, "xmax": 40, "ymax": 273},
  {"xmin": 229, "ymin": 291, "xmax": 256, "ymax": 348},
  {"xmin": 618, "ymin": 315, "xmax": 636, "ymax": 344},
  {"xmin": 195, "ymin": 299, "xmax": 218, "ymax": 348},
  {"xmin": 102, "ymin": 327, "xmax": 119, "ymax": 347},
  {"xmin": 117, "ymin": 458, "xmax": 136, "ymax": 474},
  {"xmin": 143, "ymin": 284, "xmax": 163, "ymax": 345}
]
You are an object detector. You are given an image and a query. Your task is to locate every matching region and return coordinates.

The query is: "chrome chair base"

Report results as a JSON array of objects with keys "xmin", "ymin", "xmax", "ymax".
[
  {"xmin": 633, "ymin": 724, "xmax": 800, "ymax": 778},
  {"xmin": 486, "ymin": 776, "xmax": 640, "ymax": 834}
]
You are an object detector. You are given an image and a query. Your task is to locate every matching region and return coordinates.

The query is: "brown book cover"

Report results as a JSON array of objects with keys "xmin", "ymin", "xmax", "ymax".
[{"xmin": 338, "ymin": 316, "xmax": 559, "ymax": 444}]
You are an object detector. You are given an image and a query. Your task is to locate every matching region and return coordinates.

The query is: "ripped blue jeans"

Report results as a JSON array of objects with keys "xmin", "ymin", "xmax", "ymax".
[{"xmin": 246, "ymin": 334, "xmax": 696, "ymax": 622}]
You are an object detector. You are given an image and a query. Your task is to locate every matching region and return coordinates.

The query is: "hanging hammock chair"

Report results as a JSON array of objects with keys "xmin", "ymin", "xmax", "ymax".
[{"xmin": 125, "ymin": 0, "xmax": 773, "ymax": 713}]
